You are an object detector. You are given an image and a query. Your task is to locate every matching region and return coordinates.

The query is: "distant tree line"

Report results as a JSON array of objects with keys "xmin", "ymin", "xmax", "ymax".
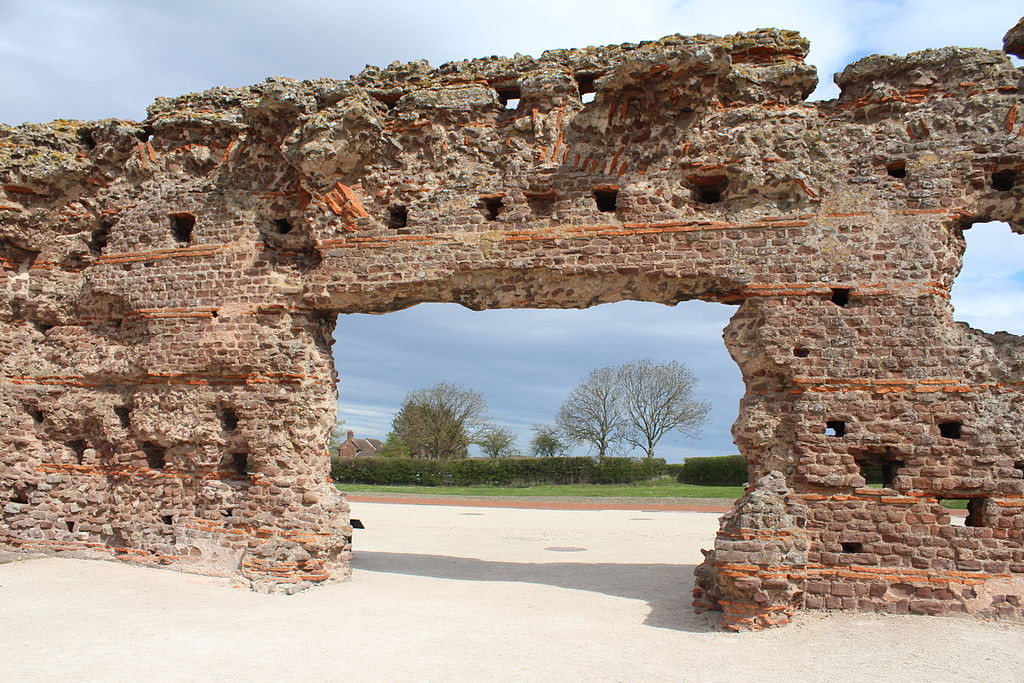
[
  {"xmin": 332, "ymin": 454, "xmax": 750, "ymax": 487},
  {"xmin": 337, "ymin": 359, "xmax": 709, "ymax": 461}
]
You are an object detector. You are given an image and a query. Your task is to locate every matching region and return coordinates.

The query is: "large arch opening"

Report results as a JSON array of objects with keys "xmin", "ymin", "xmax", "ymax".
[{"xmin": 328, "ymin": 298, "xmax": 742, "ymax": 629}]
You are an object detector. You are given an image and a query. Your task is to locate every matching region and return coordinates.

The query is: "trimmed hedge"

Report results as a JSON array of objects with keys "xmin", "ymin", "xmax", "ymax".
[
  {"xmin": 331, "ymin": 456, "xmax": 667, "ymax": 486},
  {"xmin": 677, "ymin": 454, "xmax": 748, "ymax": 486},
  {"xmin": 664, "ymin": 463, "xmax": 686, "ymax": 480}
]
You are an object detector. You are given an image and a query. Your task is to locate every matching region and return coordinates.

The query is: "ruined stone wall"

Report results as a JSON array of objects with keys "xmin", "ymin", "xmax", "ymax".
[{"xmin": 1, "ymin": 22, "xmax": 1022, "ymax": 621}]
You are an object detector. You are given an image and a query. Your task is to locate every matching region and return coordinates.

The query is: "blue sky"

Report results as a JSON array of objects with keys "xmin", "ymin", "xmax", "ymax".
[
  {"xmin": 1, "ymin": 0, "xmax": 1021, "ymax": 460},
  {"xmin": 950, "ymin": 222, "xmax": 1024, "ymax": 338}
]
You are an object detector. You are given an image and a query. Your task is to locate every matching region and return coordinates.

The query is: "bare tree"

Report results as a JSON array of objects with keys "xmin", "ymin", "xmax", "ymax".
[
  {"xmin": 529, "ymin": 424, "xmax": 565, "ymax": 457},
  {"xmin": 392, "ymin": 382, "xmax": 488, "ymax": 459},
  {"xmin": 474, "ymin": 425, "xmax": 518, "ymax": 458},
  {"xmin": 556, "ymin": 366, "xmax": 626, "ymax": 460},
  {"xmin": 617, "ymin": 359, "xmax": 709, "ymax": 458}
]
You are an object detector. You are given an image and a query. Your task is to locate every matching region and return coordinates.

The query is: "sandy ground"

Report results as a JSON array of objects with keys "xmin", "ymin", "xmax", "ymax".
[{"xmin": 1, "ymin": 502, "xmax": 1021, "ymax": 682}]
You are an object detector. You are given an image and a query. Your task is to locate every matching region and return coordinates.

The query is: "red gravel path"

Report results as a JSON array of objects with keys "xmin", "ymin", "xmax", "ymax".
[{"xmin": 346, "ymin": 493, "xmax": 732, "ymax": 513}]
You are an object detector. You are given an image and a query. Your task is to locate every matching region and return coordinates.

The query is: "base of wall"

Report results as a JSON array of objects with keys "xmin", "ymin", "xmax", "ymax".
[
  {"xmin": 694, "ymin": 473, "xmax": 1024, "ymax": 630},
  {"xmin": 0, "ymin": 479, "xmax": 353, "ymax": 593},
  {"xmin": 0, "ymin": 525, "xmax": 354, "ymax": 593}
]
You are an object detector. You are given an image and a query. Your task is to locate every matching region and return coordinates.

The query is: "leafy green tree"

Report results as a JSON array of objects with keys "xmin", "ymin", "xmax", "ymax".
[
  {"xmin": 377, "ymin": 432, "xmax": 411, "ymax": 458},
  {"xmin": 474, "ymin": 425, "xmax": 519, "ymax": 458},
  {"xmin": 529, "ymin": 424, "xmax": 565, "ymax": 457},
  {"xmin": 392, "ymin": 382, "xmax": 488, "ymax": 459}
]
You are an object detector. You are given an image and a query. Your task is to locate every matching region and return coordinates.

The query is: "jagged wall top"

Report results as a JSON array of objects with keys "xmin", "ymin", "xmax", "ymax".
[{"xmin": 142, "ymin": 30, "xmax": 813, "ymax": 128}]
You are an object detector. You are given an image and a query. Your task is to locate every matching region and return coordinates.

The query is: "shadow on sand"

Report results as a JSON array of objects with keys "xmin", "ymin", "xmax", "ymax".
[{"xmin": 354, "ymin": 551, "xmax": 721, "ymax": 633}]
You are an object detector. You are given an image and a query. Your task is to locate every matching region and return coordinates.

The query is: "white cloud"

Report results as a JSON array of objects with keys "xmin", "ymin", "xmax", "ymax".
[
  {"xmin": 335, "ymin": 403, "xmax": 396, "ymax": 439},
  {"xmin": 2, "ymin": 0, "xmax": 1021, "ymax": 123}
]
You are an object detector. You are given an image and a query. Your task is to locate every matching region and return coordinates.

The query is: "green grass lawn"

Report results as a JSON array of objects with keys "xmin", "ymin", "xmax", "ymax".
[
  {"xmin": 335, "ymin": 482, "xmax": 746, "ymax": 499},
  {"xmin": 335, "ymin": 482, "xmax": 970, "ymax": 508}
]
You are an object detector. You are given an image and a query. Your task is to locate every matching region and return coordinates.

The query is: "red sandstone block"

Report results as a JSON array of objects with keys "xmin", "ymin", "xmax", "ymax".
[
  {"xmin": 830, "ymin": 582, "xmax": 855, "ymax": 597},
  {"xmin": 909, "ymin": 600, "xmax": 946, "ymax": 615}
]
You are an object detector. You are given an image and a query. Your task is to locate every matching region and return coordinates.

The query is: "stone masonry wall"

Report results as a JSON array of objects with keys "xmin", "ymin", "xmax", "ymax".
[{"xmin": 1, "ymin": 22, "xmax": 1022, "ymax": 621}]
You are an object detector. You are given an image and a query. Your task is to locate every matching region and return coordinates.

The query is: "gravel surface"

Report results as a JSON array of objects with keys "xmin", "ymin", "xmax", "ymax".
[{"xmin": 2, "ymin": 502, "xmax": 1020, "ymax": 681}]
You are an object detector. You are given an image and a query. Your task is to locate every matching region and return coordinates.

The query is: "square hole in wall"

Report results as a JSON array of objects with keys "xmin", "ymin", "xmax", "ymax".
[
  {"xmin": 886, "ymin": 161, "xmax": 907, "ymax": 178},
  {"xmin": 991, "ymin": 169, "xmax": 1017, "ymax": 192},
  {"xmin": 830, "ymin": 288, "xmax": 851, "ymax": 307},
  {"xmin": 373, "ymin": 94, "xmax": 400, "ymax": 111},
  {"xmin": 114, "ymin": 405, "xmax": 131, "ymax": 429},
  {"xmin": 169, "ymin": 213, "xmax": 195, "ymax": 244},
  {"xmin": 141, "ymin": 442, "xmax": 166, "ymax": 470},
  {"xmin": 219, "ymin": 406, "xmax": 239, "ymax": 432},
  {"xmin": 939, "ymin": 421, "xmax": 962, "ymax": 439},
  {"xmin": 495, "ymin": 87, "xmax": 521, "ymax": 109},
  {"xmin": 841, "ymin": 542, "xmax": 863, "ymax": 553},
  {"xmin": 575, "ymin": 73, "xmax": 597, "ymax": 98},
  {"xmin": 67, "ymin": 440, "xmax": 87, "ymax": 464},
  {"xmin": 593, "ymin": 187, "xmax": 618, "ymax": 212},
  {"xmin": 479, "ymin": 195, "xmax": 504, "ymax": 221},
  {"xmin": 231, "ymin": 452, "xmax": 254, "ymax": 476},
  {"xmin": 89, "ymin": 220, "xmax": 112, "ymax": 257},
  {"xmin": 387, "ymin": 205, "xmax": 408, "ymax": 229},
  {"xmin": 825, "ymin": 420, "xmax": 846, "ymax": 437},
  {"xmin": 941, "ymin": 498, "xmax": 987, "ymax": 527},
  {"xmin": 688, "ymin": 174, "xmax": 729, "ymax": 204},
  {"xmin": 855, "ymin": 449, "xmax": 904, "ymax": 488}
]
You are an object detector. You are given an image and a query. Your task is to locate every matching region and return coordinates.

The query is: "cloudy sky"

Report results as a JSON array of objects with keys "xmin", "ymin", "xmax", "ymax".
[{"xmin": 2, "ymin": 1, "xmax": 1021, "ymax": 461}]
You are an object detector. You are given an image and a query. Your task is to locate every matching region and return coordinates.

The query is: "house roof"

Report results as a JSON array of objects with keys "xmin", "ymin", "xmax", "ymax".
[{"xmin": 353, "ymin": 438, "xmax": 382, "ymax": 453}]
